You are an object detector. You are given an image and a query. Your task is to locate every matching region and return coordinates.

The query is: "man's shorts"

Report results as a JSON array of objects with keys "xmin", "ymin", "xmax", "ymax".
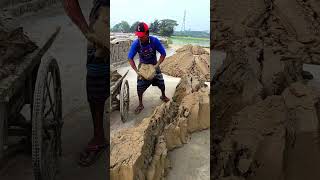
[
  {"xmin": 86, "ymin": 2, "xmax": 109, "ymax": 103},
  {"xmin": 137, "ymin": 65, "xmax": 165, "ymax": 95}
]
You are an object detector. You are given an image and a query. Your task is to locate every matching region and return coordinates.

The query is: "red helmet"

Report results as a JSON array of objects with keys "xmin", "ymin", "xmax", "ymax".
[{"xmin": 135, "ymin": 22, "xmax": 149, "ymax": 37}]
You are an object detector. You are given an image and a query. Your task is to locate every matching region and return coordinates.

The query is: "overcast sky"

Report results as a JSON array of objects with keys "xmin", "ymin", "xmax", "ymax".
[{"xmin": 110, "ymin": 0, "xmax": 210, "ymax": 31}]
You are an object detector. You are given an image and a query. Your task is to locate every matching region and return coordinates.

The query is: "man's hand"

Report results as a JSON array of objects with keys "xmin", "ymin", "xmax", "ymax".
[
  {"xmin": 154, "ymin": 61, "xmax": 160, "ymax": 69},
  {"xmin": 135, "ymin": 69, "xmax": 142, "ymax": 76},
  {"xmin": 155, "ymin": 55, "xmax": 165, "ymax": 69},
  {"xmin": 85, "ymin": 32, "xmax": 104, "ymax": 46}
]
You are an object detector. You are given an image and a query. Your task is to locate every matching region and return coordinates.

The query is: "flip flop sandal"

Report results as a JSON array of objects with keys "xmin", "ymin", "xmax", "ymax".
[
  {"xmin": 134, "ymin": 105, "xmax": 144, "ymax": 114},
  {"xmin": 160, "ymin": 96, "xmax": 170, "ymax": 102},
  {"xmin": 78, "ymin": 144, "xmax": 106, "ymax": 167}
]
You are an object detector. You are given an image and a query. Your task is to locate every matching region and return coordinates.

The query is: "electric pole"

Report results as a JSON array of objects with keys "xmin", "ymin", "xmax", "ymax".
[{"xmin": 181, "ymin": 9, "xmax": 186, "ymax": 32}]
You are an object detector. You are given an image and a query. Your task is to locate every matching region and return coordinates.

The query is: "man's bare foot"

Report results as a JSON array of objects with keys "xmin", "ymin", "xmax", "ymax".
[
  {"xmin": 135, "ymin": 104, "xmax": 144, "ymax": 114},
  {"xmin": 160, "ymin": 96, "xmax": 170, "ymax": 102}
]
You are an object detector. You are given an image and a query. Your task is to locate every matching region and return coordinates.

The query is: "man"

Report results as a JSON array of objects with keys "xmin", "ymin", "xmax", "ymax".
[
  {"xmin": 63, "ymin": 0, "xmax": 109, "ymax": 166},
  {"xmin": 128, "ymin": 22, "xmax": 170, "ymax": 114}
]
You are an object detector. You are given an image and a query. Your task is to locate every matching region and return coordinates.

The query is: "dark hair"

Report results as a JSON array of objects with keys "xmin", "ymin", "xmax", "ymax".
[{"xmin": 146, "ymin": 30, "xmax": 149, "ymax": 35}]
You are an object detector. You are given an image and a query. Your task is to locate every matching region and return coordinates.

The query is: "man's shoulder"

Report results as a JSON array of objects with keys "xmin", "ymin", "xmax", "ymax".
[
  {"xmin": 131, "ymin": 39, "xmax": 139, "ymax": 46},
  {"xmin": 149, "ymin": 36, "xmax": 159, "ymax": 41},
  {"xmin": 149, "ymin": 36, "xmax": 161, "ymax": 44}
]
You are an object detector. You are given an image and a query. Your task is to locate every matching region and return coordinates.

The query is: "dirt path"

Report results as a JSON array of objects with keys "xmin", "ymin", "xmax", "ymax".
[
  {"xmin": 110, "ymin": 61, "xmax": 181, "ymax": 134},
  {"xmin": 167, "ymin": 130, "xmax": 210, "ymax": 180}
]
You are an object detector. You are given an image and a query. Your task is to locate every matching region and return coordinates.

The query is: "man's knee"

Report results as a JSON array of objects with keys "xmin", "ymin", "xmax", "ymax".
[
  {"xmin": 137, "ymin": 88, "xmax": 146, "ymax": 96},
  {"xmin": 157, "ymin": 82, "xmax": 165, "ymax": 91},
  {"xmin": 95, "ymin": 47, "xmax": 108, "ymax": 57}
]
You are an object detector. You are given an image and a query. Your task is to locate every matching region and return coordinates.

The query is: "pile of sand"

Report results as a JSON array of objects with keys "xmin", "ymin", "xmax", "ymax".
[{"xmin": 160, "ymin": 45, "xmax": 210, "ymax": 81}]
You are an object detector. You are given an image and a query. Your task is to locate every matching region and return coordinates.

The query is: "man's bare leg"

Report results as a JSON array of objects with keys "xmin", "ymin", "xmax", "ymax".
[
  {"xmin": 78, "ymin": 5, "xmax": 109, "ymax": 167},
  {"xmin": 89, "ymin": 102, "xmax": 105, "ymax": 145},
  {"xmin": 160, "ymin": 90, "xmax": 170, "ymax": 102},
  {"xmin": 135, "ymin": 91, "xmax": 144, "ymax": 114},
  {"xmin": 159, "ymin": 83, "xmax": 169, "ymax": 102}
]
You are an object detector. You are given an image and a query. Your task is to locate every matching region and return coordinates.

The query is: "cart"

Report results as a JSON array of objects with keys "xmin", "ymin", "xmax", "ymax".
[
  {"xmin": 110, "ymin": 69, "xmax": 130, "ymax": 122},
  {"xmin": 0, "ymin": 27, "xmax": 62, "ymax": 180}
]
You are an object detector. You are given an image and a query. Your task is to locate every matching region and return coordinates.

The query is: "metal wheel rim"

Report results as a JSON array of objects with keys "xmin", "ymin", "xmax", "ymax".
[
  {"xmin": 120, "ymin": 80, "xmax": 129, "ymax": 122},
  {"xmin": 32, "ymin": 57, "xmax": 62, "ymax": 180}
]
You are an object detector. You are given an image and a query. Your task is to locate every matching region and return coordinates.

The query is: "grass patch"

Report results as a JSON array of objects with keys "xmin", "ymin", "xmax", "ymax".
[{"xmin": 169, "ymin": 36, "xmax": 210, "ymax": 47}]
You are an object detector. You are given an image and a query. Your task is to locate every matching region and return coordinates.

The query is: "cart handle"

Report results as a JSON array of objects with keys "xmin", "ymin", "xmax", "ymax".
[{"xmin": 35, "ymin": 26, "xmax": 61, "ymax": 60}]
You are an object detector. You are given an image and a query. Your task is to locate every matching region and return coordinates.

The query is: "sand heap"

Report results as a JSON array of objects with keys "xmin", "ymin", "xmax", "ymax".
[
  {"xmin": 212, "ymin": 82, "xmax": 320, "ymax": 180},
  {"xmin": 211, "ymin": 0, "xmax": 320, "ymax": 179},
  {"xmin": 0, "ymin": 27, "xmax": 37, "ymax": 80},
  {"xmin": 160, "ymin": 45, "xmax": 210, "ymax": 81},
  {"xmin": 110, "ymin": 75, "xmax": 210, "ymax": 180}
]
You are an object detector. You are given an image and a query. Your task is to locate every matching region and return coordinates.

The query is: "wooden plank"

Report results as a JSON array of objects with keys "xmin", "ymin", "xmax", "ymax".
[
  {"xmin": 0, "ymin": 49, "xmax": 41, "ymax": 102},
  {"xmin": 0, "ymin": 103, "xmax": 8, "ymax": 160},
  {"xmin": 0, "ymin": 27, "xmax": 61, "ymax": 103}
]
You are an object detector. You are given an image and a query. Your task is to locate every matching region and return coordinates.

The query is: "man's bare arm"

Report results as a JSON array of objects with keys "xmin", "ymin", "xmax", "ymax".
[
  {"xmin": 128, "ymin": 59, "xmax": 138, "ymax": 73},
  {"xmin": 63, "ymin": 0, "xmax": 89, "ymax": 35},
  {"xmin": 155, "ymin": 55, "xmax": 166, "ymax": 68},
  {"xmin": 63, "ymin": 0, "xmax": 106, "ymax": 49}
]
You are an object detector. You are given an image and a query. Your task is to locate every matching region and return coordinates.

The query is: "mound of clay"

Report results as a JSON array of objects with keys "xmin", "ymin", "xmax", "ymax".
[
  {"xmin": 110, "ymin": 75, "xmax": 210, "ymax": 180},
  {"xmin": 0, "ymin": 27, "xmax": 37, "ymax": 80},
  {"xmin": 110, "ymin": 102, "xmax": 171, "ymax": 180},
  {"xmin": 211, "ymin": 0, "xmax": 320, "ymax": 179},
  {"xmin": 138, "ymin": 63, "xmax": 156, "ymax": 80},
  {"xmin": 211, "ymin": 0, "xmax": 320, "ymax": 136},
  {"xmin": 176, "ymin": 44, "xmax": 208, "ymax": 55},
  {"xmin": 212, "ymin": 0, "xmax": 320, "ymax": 65},
  {"xmin": 160, "ymin": 45, "xmax": 210, "ymax": 81},
  {"xmin": 212, "ymin": 82, "xmax": 320, "ymax": 180}
]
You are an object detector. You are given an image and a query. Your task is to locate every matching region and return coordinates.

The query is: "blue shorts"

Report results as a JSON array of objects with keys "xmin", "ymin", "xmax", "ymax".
[{"xmin": 86, "ymin": 50, "xmax": 109, "ymax": 103}]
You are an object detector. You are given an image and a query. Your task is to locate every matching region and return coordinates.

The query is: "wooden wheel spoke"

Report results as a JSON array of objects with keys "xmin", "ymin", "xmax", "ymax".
[
  {"xmin": 45, "ymin": 80, "xmax": 56, "ymax": 118},
  {"xmin": 43, "ymin": 73, "xmax": 52, "ymax": 103},
  {"xmin": 44, "ymin": 103, "xmax": 55, "ymax": 118},
  {"xmin": 44, "ymin": 119, "xmax": 58, "ymax": 130},
  {"xmin": 44, "ymin": 129, "xmax": 51, "ymax": 140},
  {"xmin": 47, "ymin": 72, "xmax": 52, "ymax": 88}
]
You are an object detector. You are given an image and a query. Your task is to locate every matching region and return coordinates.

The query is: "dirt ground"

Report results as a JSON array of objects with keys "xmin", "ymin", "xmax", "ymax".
[
  {"xmin": 110, "ymin": 59, "xmax": 181, "ymax": 134},
  {"xmin": 167, "ymin": 130, "xmax": 210, "ymax": 180}
]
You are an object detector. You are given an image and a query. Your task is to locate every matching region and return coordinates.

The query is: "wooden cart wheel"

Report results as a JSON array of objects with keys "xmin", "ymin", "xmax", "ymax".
[
  {"xmin": 32, "ymin": 56, "xmax": 62, "ymax": 180},
  {"xmin": 120, "ymin": 80, "xmax": 129, "ymax": 122}
]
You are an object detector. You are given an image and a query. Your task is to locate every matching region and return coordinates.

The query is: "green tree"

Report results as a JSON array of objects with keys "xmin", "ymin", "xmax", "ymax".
[
  {"xmin": 149, "ymin": 19, "xmax": 160, "ymax": 33},
  {"xmin": 130, "ymin": 21, "xmax": 140, "ymax": 33},
  {"xmin": 158, "ymin": 19, "xmax": 178, "ymax": 37},
  {"xmin": 112, "ymin": 21, "xmax": 130, "ymax": 33}
]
